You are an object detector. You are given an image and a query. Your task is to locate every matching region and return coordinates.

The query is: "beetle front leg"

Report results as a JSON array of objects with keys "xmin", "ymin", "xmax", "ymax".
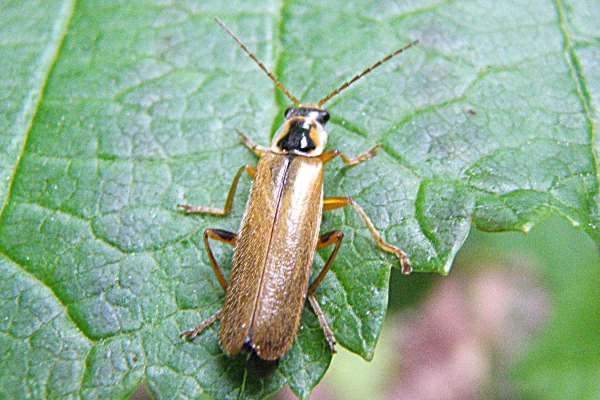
[
  {"xmin": 323, "ymin": 197, "xmax": 412, "ymax": 274},
  {"xmin": 178, "ymin": 164, "xmax": 256, "ymax": 216},
  {"xmin": 319, "ymin": 145, "xmax": 380, "ymax": 166},
  {"xmin": 237, "ymin": 129, "xmax": 269, "ymax": 157}
]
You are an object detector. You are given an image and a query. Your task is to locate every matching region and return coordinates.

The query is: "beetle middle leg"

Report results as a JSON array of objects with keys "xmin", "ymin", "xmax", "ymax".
[
  {"xmin": 324, "ymin": 197, "xmax": 412, "ymax": 274},
  {"xmin": 307, "ymin": 230, "xmax": 344, "ymax": 353},
  {"xmin": 181, "ymin": 228, "xmax": 237, "ymax": 340},
  {"xmin": 178, "ymin": 164, "xmax": 256, "ymax": 215}
]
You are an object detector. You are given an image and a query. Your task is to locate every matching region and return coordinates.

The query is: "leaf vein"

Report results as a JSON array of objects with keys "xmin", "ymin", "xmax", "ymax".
[
  {"xmin": 0, "ymin": 250, "xmax": 95, "ymax": 344},
  {"xmin": 0, "ymin": 0, "xmax": 76, "ymax": 222},
  {"xmin": 552, "ymin": 0, "xmax": 599, "ymax": 193}
]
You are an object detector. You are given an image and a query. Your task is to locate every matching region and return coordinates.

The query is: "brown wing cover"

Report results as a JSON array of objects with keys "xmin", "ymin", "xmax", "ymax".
[
  {"xmin": 250, "ymin": 156, "xmax": 324, "ymax": 360},
  {"xmin": 219, "ymin": 154, "xmax": 324, "ymax": 360},
  {"xmin": 219, "ymin": 153, "xmax": 289, "ymax": 356}
]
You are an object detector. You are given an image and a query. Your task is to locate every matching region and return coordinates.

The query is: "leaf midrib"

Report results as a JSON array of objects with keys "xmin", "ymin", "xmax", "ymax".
[
  {"xmin": 552, "ymin": 0, "xmax": 599, "ymax": 190},
  {"xmin": 0, "ymin": 0, "xmax": 76, "ymax": 221},
  {"xmin": 0, "ymin": 0, "xmax": 85, "ymax": 342}
]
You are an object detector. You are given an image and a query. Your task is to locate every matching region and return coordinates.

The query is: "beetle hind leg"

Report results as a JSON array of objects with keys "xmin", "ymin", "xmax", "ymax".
[
  {"xmin": 204, "ymin": 228, "xmax": 237, "ymax": 291},
  {"xmin": 181, "ymin": 228, "xmax": 236, "ymax": 340},
  {"xmin": 309, "ymin": 231, "xmax": 344, "ymax": 295},
  {"xmin": 308, "ymin": 295, "xmax": 337, "ymax": 353},
  {"xmin": 306, "ymin": 230, "xmax": 345, "ymax": 353}
]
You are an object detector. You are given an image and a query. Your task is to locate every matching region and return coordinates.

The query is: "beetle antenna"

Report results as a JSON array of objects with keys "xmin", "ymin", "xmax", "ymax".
[
  {"xmin": 215, "ymin": 17, "xmax": 301, "ymax": 106},
  {"xmin": 317, "ymin": 40, "xmax": 419, "ymax": 107}
]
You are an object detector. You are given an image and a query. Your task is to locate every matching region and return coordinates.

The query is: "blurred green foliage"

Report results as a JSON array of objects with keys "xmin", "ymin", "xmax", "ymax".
[
  {"xmin": 327, "ymin": 217, "xmax": 600, "ymax": 399},
  {"xmin": 470, "ymin": 217, "xmax": 600, "ymax": 399}
]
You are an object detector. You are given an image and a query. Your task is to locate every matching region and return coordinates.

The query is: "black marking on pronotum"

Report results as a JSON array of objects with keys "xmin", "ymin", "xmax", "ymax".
[{"xmin": 277, "ymin": 120, "xmax": 317, "ymax": 153}]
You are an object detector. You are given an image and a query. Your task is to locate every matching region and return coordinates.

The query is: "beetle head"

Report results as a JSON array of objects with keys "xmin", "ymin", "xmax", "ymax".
[{"xmin": 271, "ymin": 106, "xmax": 329, "ymax": 156}]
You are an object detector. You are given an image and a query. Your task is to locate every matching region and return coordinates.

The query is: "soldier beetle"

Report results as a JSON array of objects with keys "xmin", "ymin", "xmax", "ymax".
[{"xmin": 181, "ymin": 17, "xmax": 417, "ymax": 362}]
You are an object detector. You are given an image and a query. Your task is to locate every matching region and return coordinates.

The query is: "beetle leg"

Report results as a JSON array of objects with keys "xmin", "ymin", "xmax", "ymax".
[
  {"xmin": 305, "ymin": 231, "xmax": 344, "ymax": 353},
  {"xmin": 181, "ymin": 310, "xmax": 222, "ymax": 340},
  {"xmin": 308, "ymin": 231, "xmax": 344, "ymax": 295},
  {"xmin": 323, "ymin": 197, "xmax": 412, "ymax": 274},
  {"xmin": 204, "ymin": 228, "xmax": 237, "ymax": 291},
  {"xmin": 181, "ymin": 229, "xmax": 235, "ymax": 341},
  {"xmin": 319, "ymin": 145, "xmax": 380, "ymax": 166},
  {"xmin": 178, "ymin": 164, "xmax": 255, "ymax": 215},
  {"xmin": 236, "ymin": 129, "xmax": 269, "ymax": 157},
  {"xmin": 307, "ymin": 294, "xmax": 337, "ymax": 353}
]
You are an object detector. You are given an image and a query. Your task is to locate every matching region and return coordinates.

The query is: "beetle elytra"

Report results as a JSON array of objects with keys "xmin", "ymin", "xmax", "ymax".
[{"xmin": 181, "ymin": 17, "xmax": 417, "ymax": 362}]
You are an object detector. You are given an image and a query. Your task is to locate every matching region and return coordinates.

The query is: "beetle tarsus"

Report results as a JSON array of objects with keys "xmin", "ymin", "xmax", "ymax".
[
  {"xmin": 340, "ymin": 144, "xmax": 381, "ymax": 167},
  {"xmin": 178, "ymin": 204, "xmax": 221, "ymax": 214},
  {"xmin": 399, "ymin": 253, "xmax": 412, "ymax": 275},
  {"xmin": 308, "ymin": 294, "xmax": 337, "ymax": 353},
  {"xmin": 181, "ymin": 310, "xmax": 221, "ymax": 340},
  {"xmin": 327, "ymin": 336, "xmax": 337, "ymax": 353},
  {"xmin": 320, "ymin": 145, "xmax": 381, "ymax": 167}
]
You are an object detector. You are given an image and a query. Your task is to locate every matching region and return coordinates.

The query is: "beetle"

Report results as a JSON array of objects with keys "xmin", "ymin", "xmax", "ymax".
[{"xmin": 180, "ymin": 17, "xmax": 417, "ymax": 362}]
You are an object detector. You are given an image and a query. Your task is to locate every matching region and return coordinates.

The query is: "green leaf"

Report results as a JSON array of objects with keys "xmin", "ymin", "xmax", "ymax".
[{"xmin": 0, "ymin": 0, "xmax": 598, "ymax": 399}]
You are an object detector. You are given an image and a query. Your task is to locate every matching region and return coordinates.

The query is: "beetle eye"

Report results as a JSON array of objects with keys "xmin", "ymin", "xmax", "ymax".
[
  {"xmin": 316, "ymin": 110, "xmax": 330, "ymax": 124},
  {"xmin": 284, "ymin": 107, "xmax": 293, "ymax": 118}
]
